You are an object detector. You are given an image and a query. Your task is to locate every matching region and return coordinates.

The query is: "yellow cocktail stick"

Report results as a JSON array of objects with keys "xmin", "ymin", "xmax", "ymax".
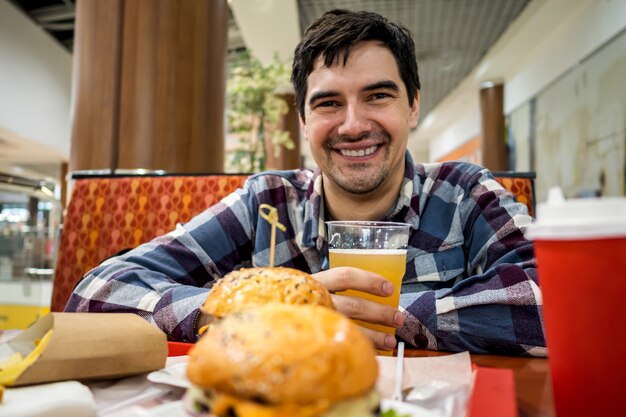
[{"xmin": 258, "ymin": 204, "xmax": 286, "ymax": 268}]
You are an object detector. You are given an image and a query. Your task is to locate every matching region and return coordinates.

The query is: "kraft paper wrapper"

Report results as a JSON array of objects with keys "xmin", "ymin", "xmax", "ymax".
[{"xmin": 0, "ymin": 312, "xmax": 167, "ymax": 386}]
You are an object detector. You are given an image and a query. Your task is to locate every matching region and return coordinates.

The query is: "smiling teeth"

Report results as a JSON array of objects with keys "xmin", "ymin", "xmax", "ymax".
[{"xmin": 340, "ymin": 145, "xmax": 378, "ymax": 157}]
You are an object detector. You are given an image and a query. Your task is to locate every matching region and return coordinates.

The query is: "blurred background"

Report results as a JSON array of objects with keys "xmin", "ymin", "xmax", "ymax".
[{"xmin": 0, "ymin": 0, "xmax": 624, "ymax": 326}]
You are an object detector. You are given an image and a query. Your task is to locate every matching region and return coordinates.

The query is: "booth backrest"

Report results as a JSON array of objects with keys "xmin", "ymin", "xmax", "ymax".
[
  {"xmin": 492, "ymin": 171, "xmax": 536, "ymax": 218},
  {"xmin": 51, "ymin": 174, "xmax": 248, "ymax": 312},
  {"xmin": 51, "ymin": 171, "xmax": 535, "ymax": 311}
]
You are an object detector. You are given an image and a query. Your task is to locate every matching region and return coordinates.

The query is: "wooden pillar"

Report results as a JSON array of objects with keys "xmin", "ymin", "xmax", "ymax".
[
  {"xmin": 264, "ymin": 94, "xmax": 302, "ymax": 170},
  {"xmin": 70, "ymin": 0, "xmax": 123, "ymax": 171},
  {"xmin": 480, "ymin": 81, "xmax": 509, "ymax": 171},
  {"xmin": 59, "ymin": 161, "xmax": 68, "ymax": 211},
  {"xmin": 70, "ymin": 0, "xmax": 229, "ymax": 173}
]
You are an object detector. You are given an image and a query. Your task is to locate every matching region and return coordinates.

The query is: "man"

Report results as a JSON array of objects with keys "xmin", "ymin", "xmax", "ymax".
[{"xmin": 66, "ymin": 10, "xmax": 546, "ymax": 356}]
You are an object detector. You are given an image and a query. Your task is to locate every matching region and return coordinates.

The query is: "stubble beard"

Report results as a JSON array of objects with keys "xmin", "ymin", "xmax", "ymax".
[{"xmin": 324, "ymin": 131, "xmax": 392, "ymax": 195}]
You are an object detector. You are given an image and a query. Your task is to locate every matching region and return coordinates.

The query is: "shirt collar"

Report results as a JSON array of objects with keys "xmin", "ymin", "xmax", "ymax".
[
  {"xmin": 302, "ymin": 169, "xmax": 325, "ymax": 250},
  {"xmin": 303, "ymin": 151, "xmax": 421, "ymax": 251}
]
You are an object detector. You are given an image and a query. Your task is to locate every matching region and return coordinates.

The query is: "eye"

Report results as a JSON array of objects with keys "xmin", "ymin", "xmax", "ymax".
[
  {"xmin": 315, "ymin": 100, "xmax": 339, "ymax": 108},
  {"xmin": 371, "ymin": 92, "xmax": 391, "ymax": 100}
]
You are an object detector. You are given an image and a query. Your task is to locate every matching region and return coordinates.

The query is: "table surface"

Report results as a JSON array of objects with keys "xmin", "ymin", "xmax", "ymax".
[
  {"xmin": 1, "ymin": 329, "xmax": 554, "ymax": 417},
  {"xmin": 405, "ymin": 349, "xmax": 555, "ymax": 417}
]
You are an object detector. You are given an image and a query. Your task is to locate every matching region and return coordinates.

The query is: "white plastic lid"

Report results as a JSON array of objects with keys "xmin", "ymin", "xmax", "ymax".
[{"xmin": 525, "ymin": 187, "xmax": 626, "ymax": 240}]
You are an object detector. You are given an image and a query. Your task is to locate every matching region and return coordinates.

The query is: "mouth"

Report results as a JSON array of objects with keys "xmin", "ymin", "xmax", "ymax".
[{"xmin": 338, "ymin": 145, "xmax": 379, "ymax": 157}]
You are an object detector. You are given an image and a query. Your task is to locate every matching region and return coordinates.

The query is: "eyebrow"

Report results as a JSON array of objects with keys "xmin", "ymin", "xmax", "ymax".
[
  {"xmin": 308, "ymin": 90, "xmax": 339, "ymax": 107},
  {"xmin": 362, "ymin": 80, "xmax": 400, "ymax": 93},
  {"xmin": 307, "ymin": 80, "xmax": 401, "ymax": 107}
]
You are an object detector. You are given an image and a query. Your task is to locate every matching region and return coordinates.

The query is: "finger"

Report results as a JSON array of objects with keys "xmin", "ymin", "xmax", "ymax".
[
  {"xmin": 313, "ymin": 267, "xmax": 394, "ymax": 296},
  {"xmin": 359, "ymin": 326, "xmax": 398, "ymax": 351},
  {"xmin": 332, "ymin": 294, "xmax": 404, "ymax": 328}
]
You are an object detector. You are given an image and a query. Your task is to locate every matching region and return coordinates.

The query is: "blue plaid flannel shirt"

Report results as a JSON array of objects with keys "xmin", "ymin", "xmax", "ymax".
[{"xmin": 66, "ymin": 152, "xmax": 546, "ymax": 356}]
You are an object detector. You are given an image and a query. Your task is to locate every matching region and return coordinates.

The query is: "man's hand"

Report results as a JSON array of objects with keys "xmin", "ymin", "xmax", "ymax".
[{"xmin": 313, "ymin": 267, "xmax": 404, "ymax": 351}]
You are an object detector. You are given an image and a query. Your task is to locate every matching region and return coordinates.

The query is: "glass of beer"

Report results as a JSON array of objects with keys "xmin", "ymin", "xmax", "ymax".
[{"xmin": 326, "ymin": 221, "xmax": 410, "ymax": 354}]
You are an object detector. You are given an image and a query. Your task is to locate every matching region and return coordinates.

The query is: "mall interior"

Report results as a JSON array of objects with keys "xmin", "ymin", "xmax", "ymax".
[{"xmin": 0, "ymin": 0, "xmax": 624, "ymax": 327}]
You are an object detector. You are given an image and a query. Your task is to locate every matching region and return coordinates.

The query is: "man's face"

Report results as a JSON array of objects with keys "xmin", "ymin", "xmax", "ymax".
[{"xmin": 301, "ymin": 41, "xmax": 420, "ymax": 195}]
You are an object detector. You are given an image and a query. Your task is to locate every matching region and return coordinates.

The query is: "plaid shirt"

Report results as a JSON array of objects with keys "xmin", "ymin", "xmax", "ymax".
[{"xmin": 66, "ymin": 152, "xmax": 546, "ymax": 356}]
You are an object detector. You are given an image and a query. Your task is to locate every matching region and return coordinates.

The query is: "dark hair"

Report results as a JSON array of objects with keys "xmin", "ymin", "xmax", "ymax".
[{"xmin": 291, "ymin": 9, "xmax": 420, "ymax": 120}]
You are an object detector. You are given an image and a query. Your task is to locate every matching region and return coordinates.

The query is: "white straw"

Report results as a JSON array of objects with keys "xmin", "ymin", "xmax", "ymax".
[{"xmin": 392, "ymin": 341, "xmax": 405, "ymax": 401}]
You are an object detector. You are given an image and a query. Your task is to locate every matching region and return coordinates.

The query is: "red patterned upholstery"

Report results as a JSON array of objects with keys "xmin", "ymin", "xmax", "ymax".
[
  {"xmin": 51, "ymin": 174, "xmax": 248, "ymax": 312},
  {"xmin": 493, "ymin": 174, "xmax": 535, "ymax": 218}
]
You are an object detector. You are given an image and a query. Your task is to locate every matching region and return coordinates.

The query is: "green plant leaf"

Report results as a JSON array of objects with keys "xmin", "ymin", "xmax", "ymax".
[{"xmin": 225, "ymin": 50, "xmax": 294, "ymax": 173}]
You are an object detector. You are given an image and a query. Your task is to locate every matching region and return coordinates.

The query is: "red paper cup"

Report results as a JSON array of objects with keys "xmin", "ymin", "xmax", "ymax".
[{"xmin": 526, "ymin": 193, "xmax": 626, "ymax": 417}]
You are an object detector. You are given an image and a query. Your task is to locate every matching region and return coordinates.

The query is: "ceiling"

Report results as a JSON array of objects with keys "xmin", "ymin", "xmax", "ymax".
[
  {"xmin": 7, "ymin": 0, "xmax": 247, "ymax": 60},
  {"xmin": 10, "ymin": 0, "xmax": 530, "ymax": 122},
  {"xmin": 8, "ymin": 0, "xmax": 75, "ymax": 49},
  {"xmin": 296, "ymin": 0, "xmax": 531, "ymax": 123}
]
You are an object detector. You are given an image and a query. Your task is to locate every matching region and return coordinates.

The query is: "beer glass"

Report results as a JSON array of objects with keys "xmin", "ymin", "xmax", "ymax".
[{"xmin": 327, "ymin": 221, "xmax": 410, "ymax": 353}]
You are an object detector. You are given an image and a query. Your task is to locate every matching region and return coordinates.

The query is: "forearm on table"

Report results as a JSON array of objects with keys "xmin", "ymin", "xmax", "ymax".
[
  {"xmin": 66, "ymin": 262, "xmax": 213, "ymax": 342},
  {"xmin": 399, "ymin": 262, "xmax": 545, "ymax": 355}
]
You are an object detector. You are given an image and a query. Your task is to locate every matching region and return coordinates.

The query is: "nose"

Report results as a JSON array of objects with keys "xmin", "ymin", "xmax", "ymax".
[{"xmin": 337, "ymin": 103, "xmax": 371, "ymax": 138}]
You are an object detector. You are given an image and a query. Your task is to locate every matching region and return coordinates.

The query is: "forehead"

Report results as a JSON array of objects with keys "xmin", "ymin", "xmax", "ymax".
[{"xmin": 307, "ymin": 41, "xmax": 404, "ymax": 94}]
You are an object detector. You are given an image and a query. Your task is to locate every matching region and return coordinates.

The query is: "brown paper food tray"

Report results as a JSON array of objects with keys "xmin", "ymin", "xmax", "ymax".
[{"xmin": 2, "ymin": 312, "xmax": 167, "ymax": 386}]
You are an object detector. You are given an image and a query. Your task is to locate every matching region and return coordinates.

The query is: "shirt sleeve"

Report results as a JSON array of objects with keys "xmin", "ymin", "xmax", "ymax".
[
  {"xmin": 64, "ymin": 185, "xmax": 259, "ymax": 342},
  {"xmin": 398, "ymin": 169, "xmax": 546, "ymax": 356}
]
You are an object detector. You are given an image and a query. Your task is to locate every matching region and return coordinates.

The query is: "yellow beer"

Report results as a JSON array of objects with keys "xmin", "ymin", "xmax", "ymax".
[
  {"xmin": 326, "ymin": 220, "xmax": 410, "ymax": 355},
  {"xmin": 329, "ymin": 248, "xmax": 406, "ymax": 335}
]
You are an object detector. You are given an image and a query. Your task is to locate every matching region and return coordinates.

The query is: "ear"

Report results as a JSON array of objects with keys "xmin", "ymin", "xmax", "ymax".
[
  {"xmin": 299, "ymin": 114, "xmax": 307, "ymax": 137},
  {"xmin": 408, "ymin": 91, "xmax": 420, "ymax": 128}
]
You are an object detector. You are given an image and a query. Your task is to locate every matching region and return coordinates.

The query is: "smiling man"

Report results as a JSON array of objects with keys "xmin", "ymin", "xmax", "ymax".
[
  {"xmin": 67, "ymin": 10, "xmax": 546, "ymax": 356},
  {"xmin": 301, "ymin": 40, "xmax": 418, "ymax": 221}
]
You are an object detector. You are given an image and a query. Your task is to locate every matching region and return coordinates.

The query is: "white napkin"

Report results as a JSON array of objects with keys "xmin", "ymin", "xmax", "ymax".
[
  {"xmin": 90, "ymin": 357, "xmax": 189, "ymax": 417},
  {"xmin": 0, "ymin": 380, "xmax": 97, "ymax": 417},
  {"xmin": 376, "ymin": 351, "xmax": 473, "ymax": 417}
]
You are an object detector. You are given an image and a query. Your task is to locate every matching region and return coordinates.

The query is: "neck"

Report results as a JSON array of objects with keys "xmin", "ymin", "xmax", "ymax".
[{"xmin": 322, "ymin": 161, "xmax": 405, "ymax": 221}]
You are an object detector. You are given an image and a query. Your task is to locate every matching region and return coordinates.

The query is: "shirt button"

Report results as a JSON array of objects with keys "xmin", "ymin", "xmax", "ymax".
[{"xmin": 413, "ymin": 334, "xmax": 428, "ymax": 349}]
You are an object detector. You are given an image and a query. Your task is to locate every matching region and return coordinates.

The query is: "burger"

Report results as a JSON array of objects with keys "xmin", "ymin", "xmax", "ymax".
[
  {"xmin": 185, "ymin": 303, "xmax": 381, "ymax": 417},
  {"xmin": 201, "ymin": 267, "xmax": 334, "ymax": 320}
]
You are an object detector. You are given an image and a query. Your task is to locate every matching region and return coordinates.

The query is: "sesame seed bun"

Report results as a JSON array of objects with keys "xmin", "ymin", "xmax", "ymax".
[
  {"xmin": 186, "ymin": 303, "xmax": 379, "ymax": 417},
  {"xmin": 201, "ymin": 267, "xmax": 334, "ymax": 318}
]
